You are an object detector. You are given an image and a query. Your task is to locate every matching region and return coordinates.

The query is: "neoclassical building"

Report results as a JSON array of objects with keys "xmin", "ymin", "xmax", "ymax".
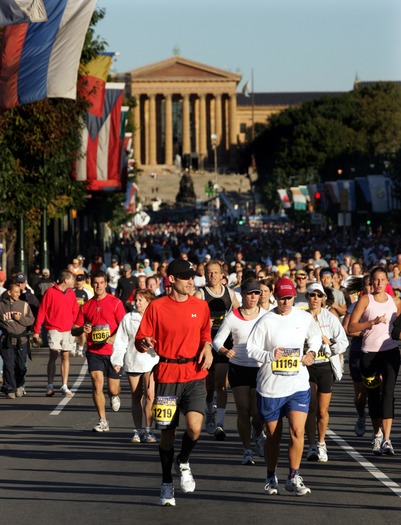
[{"xmin": 120, "ymin": 56, "xmax": 342, "ymax": 171}]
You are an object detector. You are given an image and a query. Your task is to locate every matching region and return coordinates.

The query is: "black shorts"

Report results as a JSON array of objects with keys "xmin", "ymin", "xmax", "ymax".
[
  {"xmin": 86, "ymin": 352, "xmax": 122, "ymax": 380},
  {"xmin": 307, "ymin": 362, "xmax": 334, "ymax": 393},
  {"xmin": 155, "ymin": 380, "xmax": 206, "ymax": 429},
  {"xmin": 213, "ymin": 352, "xmax": 229, "ymax": 365},
  {"xmin": 228, "ymin": 363, "xmax": 259, "ymax": 389}
]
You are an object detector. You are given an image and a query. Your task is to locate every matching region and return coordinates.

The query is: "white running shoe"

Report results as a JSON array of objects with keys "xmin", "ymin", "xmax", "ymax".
[
  {"xmin": 130, "ymin": 430, "xmax": 141, "ymax": 443},
  {"xmin": 159, "ymin": 483, "xmax": 176, "ymax": 506},
  {"xmin": 93, "ymin": 419, "xmax": 109, "ymax": 432},
  {"xmin": 142, "ymin": 429, "xmax": 158, "ymax": 443},
  {"xmin": 381, "ymin": 439, "xmax": 395, "ymax": 455},
  {"xmin": 372, "ymin": 429, "xmax": 383, "ymax": 455},
  {"xmin": 317, "ymin": 442, "xmax": 328, "ymax": 462},
  {"xmin": 60, "ymin": 385, "xmax": 73, "ymax": 397},
  {"xmin": 264, "ymin": 475, "xmax": 278, "ymax": 495},
  {"xmin": 175, "ymin": 459, "xmax": 196, "ymax": 493},
  {"xmin": 284, "ymin": 475, "xmax": 311, "ymax": 496},
  {"xmin": 110, "ymin": 395, "xmax": 121, "ymax": 412}
]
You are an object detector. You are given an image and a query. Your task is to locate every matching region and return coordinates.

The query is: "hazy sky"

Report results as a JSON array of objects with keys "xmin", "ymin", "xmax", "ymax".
[{"xmin": 96, "ymin": 0, "xmax": 401, "ymax": 93}]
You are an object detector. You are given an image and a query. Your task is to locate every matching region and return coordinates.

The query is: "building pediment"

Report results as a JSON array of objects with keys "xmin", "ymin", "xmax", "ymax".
[{"xmin": 128, "ymin": 56, "xmax": 242, "ymax": 83}]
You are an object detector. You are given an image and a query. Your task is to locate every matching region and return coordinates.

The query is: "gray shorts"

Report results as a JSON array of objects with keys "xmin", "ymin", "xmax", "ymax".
[
  {"xmin": 47, "ymin": 330, "xmax": 75, "ymax": 351},
  {"xmin": 155, "ymin": 380, "xmax": 206, "ymax": 429}
]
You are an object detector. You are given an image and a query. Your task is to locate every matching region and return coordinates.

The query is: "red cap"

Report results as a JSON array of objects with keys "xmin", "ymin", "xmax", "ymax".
[{"xmin": 275, "ymin": 277, "xmax": 297, "ymax": 298}]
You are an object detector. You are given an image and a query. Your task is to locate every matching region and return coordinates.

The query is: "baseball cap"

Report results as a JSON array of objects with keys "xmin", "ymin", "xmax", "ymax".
[
  {"xmin": 72, "ymin": 258, "xmax": 79, "ymax": 264},
  {"xmin": 15, "ymin": 273, "xmax": 27, "ymax": 283},
  {"xmin": 123, "ymin": 263, "xmax": 131, "ymax": 272},
  {"xmin": 111, "ymin": 256, "xmax": 118, "ymax": 262},
  {"xmin": 167, "ymin": 259, "xmax": 196, "ymax": 279},
  {"xmin": 296, "ymin": 269, "xmax": 307, "ymax": 277},
  {"xmin": 77, "ymin": 255, "xmax": 85, "ymax": 261},
  {"xmin": 306, "ymin": 283, "xmax": 326, "ymax": 296},
  {"xmin": 76, "ymin": 274, "xmax": 85, "ymax": 282},
  {"xmin": 144, "ymin": 258, "xmax": 150, "ymax": 263},
  {"xmin": 241, "ymin": 279, "xmax": 261, "ymax": 294},
  {"xmin": 0, "ymin": 270, "xmax": 6, "ymax": 281},
  {"xmin": 320, "ymin": 268, "xmax": 333, "ymax": 276},
  {"xmin": 275, "ymin": 277, "xmax": 297, "ymax": 298},
  {"xmin": 42, "ymin": 268, "xmax": 50, "ymax": 276},
  {"xmin": 295, "ymin": 252, "xmax": 302, "ymax": 258}
]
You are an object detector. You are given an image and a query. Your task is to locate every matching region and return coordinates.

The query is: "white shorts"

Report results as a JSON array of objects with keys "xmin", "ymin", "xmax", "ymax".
[{"xmin": 47, "ymin": 330, "xmax": 75, "ymax": 351}]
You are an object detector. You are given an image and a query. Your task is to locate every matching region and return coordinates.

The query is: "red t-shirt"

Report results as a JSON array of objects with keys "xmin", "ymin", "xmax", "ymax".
[
  {"xmin": 136, "ymin": 295, "xmax": 211, "ymax": 384},
  {"xmin": 75, "ymin": 294, "xmax": 126, "ymax": 356}
]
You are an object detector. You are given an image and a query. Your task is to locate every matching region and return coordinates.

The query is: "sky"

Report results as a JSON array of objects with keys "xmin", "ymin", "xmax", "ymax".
[{"xmin": 96, "ymin": 0, "xmax": 401, "ymax": 93}]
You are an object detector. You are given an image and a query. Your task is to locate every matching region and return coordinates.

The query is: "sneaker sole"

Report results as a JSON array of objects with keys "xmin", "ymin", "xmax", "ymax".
[
  {"xmin": 285, "ymin": 487, "xmax": 311, "ymax": 496},
  {"xmin": 159, "ymin": 500, "xmax": 176, "ymax": 506}
]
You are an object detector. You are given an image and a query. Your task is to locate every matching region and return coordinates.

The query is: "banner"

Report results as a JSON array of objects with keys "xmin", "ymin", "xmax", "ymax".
[
  {"xmin": 78, "ymin": 52, "xmax": 114, "ymax": 117},
  {"xmin": 0, "ymin": 0, "xmax": 47, "ymax": 25},
  {"xmin": 0, "ymin": 0, "xmax": 96, "ymax": 109},
  {"xmin": 75, "ymin": 83, "xmax": 125, "ymax": 191}
]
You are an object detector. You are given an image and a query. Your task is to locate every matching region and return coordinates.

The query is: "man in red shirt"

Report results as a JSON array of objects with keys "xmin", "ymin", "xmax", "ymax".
[
  {"xmin": 33, "ymin": 270, "xmax": 78, "ymax": 397},
  {"xmin": 136, "ymin": 259, "xmax": 213, "ymax": 507},
  {"xmin": 72, "ymin": 271, "xmax": 126, "ymax": 432}
]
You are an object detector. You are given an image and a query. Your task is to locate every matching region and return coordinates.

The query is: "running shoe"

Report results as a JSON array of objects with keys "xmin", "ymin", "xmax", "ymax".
[
  {"xmin": 60, "ymin": 385, "xmax": 73, "ymax": 397},
  {"xmin": 142, "ymin": 429, "xmax": 158, "ymax": 443},
  {"xmin": 46, "ymin": 384, "xmax": 55, "ymax": 397},
  {"xmin": 110, "ymin": 395, "xmax": 121, "ymax": 412},
  {"xmin": 317, "ymin": 442, "xmax": 328, "ymax": 462},
  {"xmin": 255, "ymin": 432, "xmax": 266, "ymax": 457},
  {"xmin": 284, "ymin": 475, "xmax": 311, "ymax": 496},
  {"xmin": 93, "ymin": 419, "xmax": 109, "ymax": 432},
  {"xmin": 381, "ymin": 439, "xmax": 395, "ymax": 456},
  {"xmin": 15, "ymin": 386, "xmax": 24, "ymax": 398},
  {"xmin": 264, "ymin": 475, "xmax": 279, "ymax": 495},
  {"xmin": 6, "ymin": 392, "xmax": 16, "ymax": 399},
  {"xmin": 306, "ymin": 443, "xmax": 319, "ymax": 461},
  {"xmin": 214, "ymin": 426, "xmax": 226, "ymax": 441},
  {"xmin": 175, "ymin": 458, "xmax": 196, "ymax": 493},
  {"xmin": 241, "ymin": 449, "xmax": 255, "ymax": 465},
  {"xmin": 205, "ymin": 410, "xmax": 216, "ymax": 434},
  {"xmin": 131, "ymin": 430, "xmax": 141, "ymax": 443},
  {"xmin": 372, "ymin": 429, "xmax": 383, "ymax": 455},
  {"xmin": 354, "ymin": 416, "xmax": 366, "ymax": 437},
  {"xmin": 77, "ymin": 347, "xmax": 85, "ymax": 357},
  {"xmin": 159, "ymin": 483, "xmax": 176, "ymax": 506}
]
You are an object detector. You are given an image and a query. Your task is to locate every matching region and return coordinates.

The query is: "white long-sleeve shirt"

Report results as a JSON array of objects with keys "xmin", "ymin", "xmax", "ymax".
[
  {"xmin": 213, "ymin": 307, "xmax": 268, "ymax": 367},
  {"xmin": 246, "ymin": 306, "xmax": 321, "ymax": 398},
  {"xmin": 111, "ymin": 311, "xmax": 159, "ymax": 373}
]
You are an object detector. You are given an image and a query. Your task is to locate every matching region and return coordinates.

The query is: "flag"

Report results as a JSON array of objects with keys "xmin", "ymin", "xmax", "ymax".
[
  {"xmin": 0, "ymin": 0, "xmax": 96, "ymax": 110},
  {"xmin": 277, "ymin": 189, "xmax": 291, "ymax": 209},
  {"xmin": 75, "ymin": 82, "xmax": 125, "ymax": 191},
  {"xmin": 78, "ymin": 52, "xmax": 114, "ymax": 117},
  {"xmin": 367, "ymin": 175, "xmax": 389, "ymax": 213},
  {"xmin": 290, "ymin": 187, "xmax": 307, "ymax": 210},
  {"xmin": 0, "ymin": 0, "xmax": 47, "ymax": 25},
  {"xmin": 241, "ymin": 80, "xmax": 250, "ymax": 97}
]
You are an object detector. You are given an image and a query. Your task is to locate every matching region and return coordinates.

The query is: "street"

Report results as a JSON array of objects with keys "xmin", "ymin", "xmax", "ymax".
[{"xmin": 1, "ymin": 348, "xmax": 401, "ymax": 525}]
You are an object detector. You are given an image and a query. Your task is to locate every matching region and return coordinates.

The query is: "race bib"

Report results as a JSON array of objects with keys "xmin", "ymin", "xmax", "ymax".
[
  {"xmin": 92, "ymin": 324, "xmax": 111, "ymax": 344},
  {"xmin": 272, "ymin": 347, "xmax": 301, "ymax": 376},
  {"xmin": 314, "ymin": 347, "xmax": 329, "ymax": 364},
  {"xmin": 152, "ymin": 395, "xmax": 178, "ymax": 428}
]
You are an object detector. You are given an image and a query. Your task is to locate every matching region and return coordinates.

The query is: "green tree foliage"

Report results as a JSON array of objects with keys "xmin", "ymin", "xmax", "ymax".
[
  {"xmin": 247, "ymin": 82, "xmax": 401, "ymax": 210},
  {"xmin": 0, "ymin": 8, "xmax": 108, "ymax": 227}
]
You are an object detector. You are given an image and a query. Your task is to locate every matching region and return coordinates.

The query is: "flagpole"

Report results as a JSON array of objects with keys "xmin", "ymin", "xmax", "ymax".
[{"xmin": 251, "ymin": 68, "xmax": 255, "ymax": 141}]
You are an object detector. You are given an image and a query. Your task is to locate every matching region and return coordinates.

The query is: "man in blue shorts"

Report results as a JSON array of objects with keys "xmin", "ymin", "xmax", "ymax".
[{"xmin": 246, "ymin": 277, "xmax": 321, "ymax": 496}]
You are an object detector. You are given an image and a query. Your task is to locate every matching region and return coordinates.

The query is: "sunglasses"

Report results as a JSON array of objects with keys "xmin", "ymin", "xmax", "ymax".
[
  {"xmin": 296, "ymin": 276, "xmax": 306, "ymax": 280},
  {"xmin": 308, "ymin": 292, "xmax": 324, "ymax": 298},
  {"xmin": 246, "ymin": 291, "xmax": 261, "ymax": 295}
]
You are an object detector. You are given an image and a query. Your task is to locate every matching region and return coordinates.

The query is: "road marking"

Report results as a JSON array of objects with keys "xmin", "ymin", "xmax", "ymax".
[
  {"xmin": 327, "ymin": 429, "xmax": 401, "ymax": 498},
  {"xmin": 50, "ymin": 362, "xmax": 88, "ymax": 416}
]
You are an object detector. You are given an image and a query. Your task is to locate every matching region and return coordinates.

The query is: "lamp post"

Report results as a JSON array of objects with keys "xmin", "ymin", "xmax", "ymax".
[{"xmin": 211, "ymin": 133, "xmax": 218, "ymax": 182}]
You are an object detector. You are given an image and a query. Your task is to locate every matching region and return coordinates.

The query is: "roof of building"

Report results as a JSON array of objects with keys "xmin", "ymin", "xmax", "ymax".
[{"xmin": 237, "ymin": 91, "xmax": 344, "ymax": 107}]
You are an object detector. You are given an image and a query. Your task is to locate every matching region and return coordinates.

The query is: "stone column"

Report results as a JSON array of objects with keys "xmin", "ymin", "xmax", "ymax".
[
  {"xmin": 229, "ymin": 93, "xmax": 237, "ymax": 167},
  {"xmin": 149, "ymin": 94, "xmax": 157, "ymax": 165},
  {"xmin": 164, "ymin": 94, "xmax": 173, "ymax": 165},
  {"xmin": 144, "ymin": 97, "xmax": 149, "ymax": 165},
  {"xmin": 182, "ymin": 94, "xmax": 190, "ymax": 156},
  {"xmin": 199, "ymin": 94, "xmax": 207, "ymax": 158},
  {"xmin": 133, "ymin": 95, "xmax": 141, "ymax": 165},
  {"xmin": 215, "ymin": 93, "xmax": 222, "ymax": 144}
]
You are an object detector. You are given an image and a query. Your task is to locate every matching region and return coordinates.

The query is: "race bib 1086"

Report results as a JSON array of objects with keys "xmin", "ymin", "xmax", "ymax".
[{"xmin": 272, "ymin": 347, "xmax": 301, "ymax": 376}]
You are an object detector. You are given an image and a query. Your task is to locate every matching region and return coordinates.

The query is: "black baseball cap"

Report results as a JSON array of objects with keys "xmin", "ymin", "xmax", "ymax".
[{"xmin": 167, "ymin": 259, "xmax": 196, "ymax": 279}]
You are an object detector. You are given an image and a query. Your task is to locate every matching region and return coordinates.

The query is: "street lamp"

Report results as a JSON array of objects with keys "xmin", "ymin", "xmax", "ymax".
[{"xmin": 211, "ymin": 133, "xmax": 218, "ymax": 178}]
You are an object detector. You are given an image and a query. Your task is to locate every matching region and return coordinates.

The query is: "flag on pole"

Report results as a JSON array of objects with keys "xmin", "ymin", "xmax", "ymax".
[
  {"xmin": 241, "ymin": 80, "xmax": 250, "ymax": 97},
  {"xmin": 0, "ymin": 0, "xmax": 96, "ymax": 110},
  {"xmin": 75, "ymin": 82, "xmax": 125, "ymax": 191},
  {"xmin": 78, "ymin": 52, "xmax": 114, "ymax": 117},
  {"xmin": 0, "ymin": 0, "xmax": 47, "ymax": 25}
]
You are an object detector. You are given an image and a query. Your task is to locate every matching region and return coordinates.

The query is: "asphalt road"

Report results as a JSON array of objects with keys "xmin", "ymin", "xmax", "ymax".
[{"xmin": 1, "ymin": 348, "xmax": 401, "ymax": 525}]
